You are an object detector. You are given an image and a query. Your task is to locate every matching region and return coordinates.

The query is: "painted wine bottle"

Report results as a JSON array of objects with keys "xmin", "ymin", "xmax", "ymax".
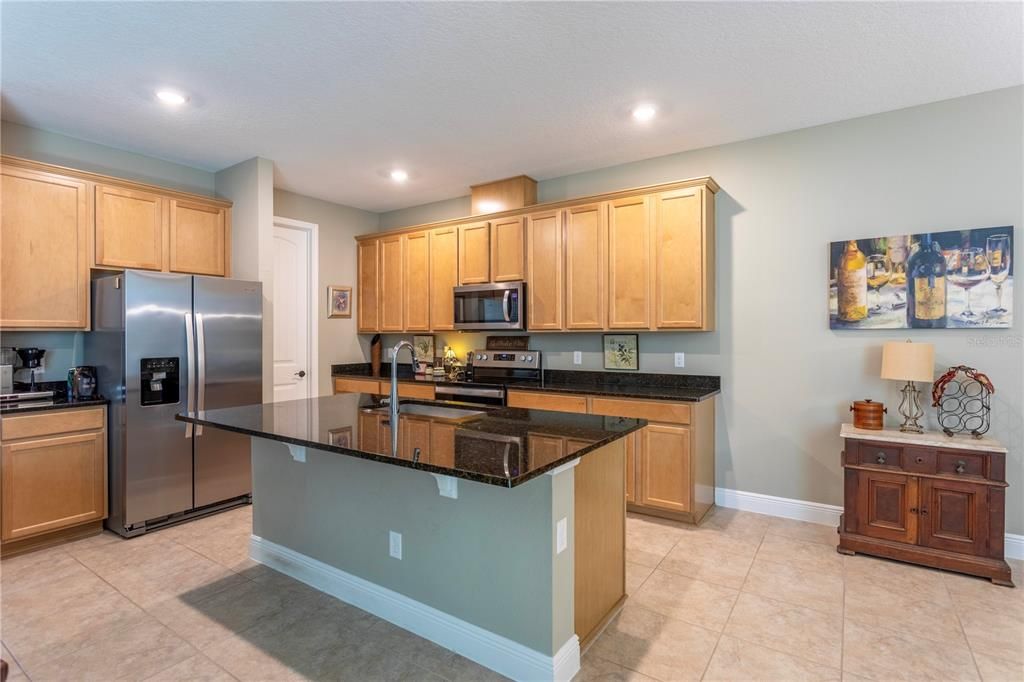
[
  {"xmin": 837, "ymin": 240, "xmax": 868, "ymax": 322},
  {"xmin": 907, "ymin": 233, "xmax": 947, "ymax": 328}
]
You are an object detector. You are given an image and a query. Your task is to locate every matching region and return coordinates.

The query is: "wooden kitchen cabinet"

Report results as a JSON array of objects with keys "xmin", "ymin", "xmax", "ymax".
[
  {"xmin": 95, "ymin": 183, "xmax": 166, "ymax": 271},
  {"xmin": 525, "ymin": 209, "xmax": 563, "ymax": 330},
  {"xmin": 403, "ymin": 231, "xmax": 430, "ymax": 331},
  {"xmin": 564, "ymin": 203, "xmax": 606, "ymax": 330},
  {"xmin": 607, "ymin": 195, "xmax": 651, "ymax": 329},
  {"xmin": 653, "ymin": 188, "xmax": 714, "ymax": 330},
  {"xmin": 490, "ymin": 216, "xmax": 525, "ymax": 282},
  {"xmin": 379, "ymin": 234, "xmax": 404, "ymax": 331},
  {"xmin": 458, "ymin": 221, "xmax": 491, "ymax": 284},
  {"xmin": 429, "ymin": 227, "xmax": 459, "ymax": 330},
  {"xmin": 639, "ymin": 423, "xmax": 692, "ymax": 513},
  {"xmin": 1, "ymin": 165, "xmax": 91, "ymax": 329},
  {"xmin": 357, "ymin": 239, "xmax": 380, "ymax": 332},
  {"xmin": 625, "ymin": 432, "xmax": 637, "ymax": 504},
  {"xmin": 169, "ymin": 199, "xmax": 230, "ymax": 276},
  {"xmin": 839, "ymin": 426, "xmax": 1012, "ymax": 585},
  {"xmin": 528, "ymin": 434, "xmax": 567, "ymax": 469},
  {"xmin": 1, "ymin": 406, "xmax": 108, "ymax": 555}
]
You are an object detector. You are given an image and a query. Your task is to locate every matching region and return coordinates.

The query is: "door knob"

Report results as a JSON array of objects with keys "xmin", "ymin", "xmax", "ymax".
[{"xmin": 295, "ymin": 370, "xmax": 306, "ymax": 378}]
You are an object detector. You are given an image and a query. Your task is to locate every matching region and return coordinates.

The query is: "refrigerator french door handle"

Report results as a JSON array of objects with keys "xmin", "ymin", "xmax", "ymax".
[
  {"xmin": 196, "ymin": 313, "xmax": 207, "ymax": 436},
  {"xmin": 184, "ymin": 313, "xmax": 195, "ymax": 438}
]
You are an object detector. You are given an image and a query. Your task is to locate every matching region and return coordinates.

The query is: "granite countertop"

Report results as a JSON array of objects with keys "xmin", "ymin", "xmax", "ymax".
[
  {"xmin": 0, "ymin": 396, "xmax": 109, "ymax": 415},
  {"xmin": 331, "ymin": 363, "xmax": 720, "ymax": 402},
  {"xmin": 177, "ymin": 393, "xmax": 643, "ymax": 487}
]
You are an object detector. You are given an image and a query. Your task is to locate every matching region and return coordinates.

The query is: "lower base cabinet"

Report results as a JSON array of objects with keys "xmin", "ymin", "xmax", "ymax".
[{"xmin": 1, "ymin": 406, "xmax": 108, "ymax": 555}]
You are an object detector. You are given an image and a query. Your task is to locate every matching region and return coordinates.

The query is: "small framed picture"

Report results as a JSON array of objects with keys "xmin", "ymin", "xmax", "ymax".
[
  {"xmin": 603, "ymin": 334, "xmax": 639, "ymax": 371},
  {"xmin": 413, "ymin": 335, "xmax": 435, "ymax": 366},
  {"xmin": 328, "ymin": 426, "xmax": 353, "ymax": 448},
  {"xmin": 327, "ymin": 286, "xmax": 352, "ymax": 318}
]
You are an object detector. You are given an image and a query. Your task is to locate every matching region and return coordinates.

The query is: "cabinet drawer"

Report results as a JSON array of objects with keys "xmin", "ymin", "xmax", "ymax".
[
  {"xmin": 2, "ymin": 407, "xmax": 105, "ymax": 441},
  {"xmin": 855, "ymin": 442, "xmax": 903, "ymax": 469},
  {"xmin": 590, "ymin": 397, "xmax": 690, "ymax": 424},
  {"xmin": 937, "ymin": 451, "xmax": 987, "ymax": 479},
  {"xmin": 396, "ymin": 383, "xmax": 435, "ymax": 400},
  {"xmin": 333, "ymin": 378, "xmax": 382, "ymax": 395},
  {"xmin": 507, "ymin": 391, "xmax": 588, "ymax": 414},
  {"xmin": 904, "ymin": 448, "xmax": 937, "ymax": 474}
]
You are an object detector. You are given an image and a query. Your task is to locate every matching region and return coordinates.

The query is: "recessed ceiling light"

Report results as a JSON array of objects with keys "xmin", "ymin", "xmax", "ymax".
[
  {"xmin": 156, "ymin": 89, "xmax": 188, "ymax": 106},
  {"xmin": 631, "ymin": 103, "xmax": 657, "ymax": 123},
  {"xmin": 390, "ymin": 169, "xmax": 409, "ymax": 183}
]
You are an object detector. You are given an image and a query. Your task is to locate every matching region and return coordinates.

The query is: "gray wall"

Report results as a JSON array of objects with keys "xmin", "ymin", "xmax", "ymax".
[
  {"xmin": 273, "ymin": 190, "xmax": 381, "ymax": 396},
  {"xmin": 379, "ymin": 195, "xmax": 472, "ymax": 231},
  {"xmin": 379, "ymin": 87, "xmax": 1024, "ymax": 534}
]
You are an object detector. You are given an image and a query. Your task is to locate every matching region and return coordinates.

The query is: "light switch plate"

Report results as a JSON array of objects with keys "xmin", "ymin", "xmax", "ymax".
[
  {"xmin": 573, "ymin": 351, "xmax": 582, "ymax": 365},
  {"xmin": 556, "ymin": 518, "xmax": 568, "ymax": 554},
  {"xmin": 389, "ymin": 531, "xmax": 402, "ymax": 559},
  {"xmin": 674, "ymin": 352, "xmax": 685, "ymax": 368}
]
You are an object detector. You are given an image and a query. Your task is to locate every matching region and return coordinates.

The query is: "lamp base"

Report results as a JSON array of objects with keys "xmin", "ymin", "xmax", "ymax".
[{"xmin": 897, "ymin": 380, "xmax": 925, "ymax": 433}]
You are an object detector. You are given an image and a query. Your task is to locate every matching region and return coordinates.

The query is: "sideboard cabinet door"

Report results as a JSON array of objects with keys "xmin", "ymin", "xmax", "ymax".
[
  {"xmin": 853, "ymin": 469, "xmax": 918, "ymax": 544},
  {"xmin": 918, "ymin": 478, "xmax": 988, "ymax": 556}
]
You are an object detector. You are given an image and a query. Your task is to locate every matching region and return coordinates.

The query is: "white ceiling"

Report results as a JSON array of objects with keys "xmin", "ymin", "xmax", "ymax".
[{"xmin": 3, "ymin": 2, "xmax": 1021, "ymax": 213}]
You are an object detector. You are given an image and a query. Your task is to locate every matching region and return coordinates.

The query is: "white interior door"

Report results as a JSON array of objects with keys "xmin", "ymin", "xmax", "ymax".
[{"xmin": 273, "ymin": 221, "xmax": 314, "ymax": 402}]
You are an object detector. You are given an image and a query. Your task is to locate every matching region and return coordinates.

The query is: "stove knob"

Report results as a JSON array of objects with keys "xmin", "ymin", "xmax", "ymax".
[
  {"xmin": 481, "ymin": 354, "xmax": 488, "ymax": 361},
  {"xmin": 526, "ymin": 355, "xmax": 534, "ymax": 362},
  {"xmin": 475, "ymin": 354, "xmax": 482, "ymax": 361},
  {"xmin": 519, "ymin": 355, "xmax": 526, "ymax": 361}
]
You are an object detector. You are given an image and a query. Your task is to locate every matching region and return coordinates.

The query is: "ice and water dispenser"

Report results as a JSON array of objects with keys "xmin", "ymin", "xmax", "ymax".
[{"xmin": 140, "ymin": 357, "xmax": 180, "ymax": 406}]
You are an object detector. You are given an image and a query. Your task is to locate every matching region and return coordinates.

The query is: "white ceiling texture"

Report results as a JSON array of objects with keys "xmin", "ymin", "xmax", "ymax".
[{"xmin": 3, "ymin": 2, "xmax": 1021, "ymax": 212}]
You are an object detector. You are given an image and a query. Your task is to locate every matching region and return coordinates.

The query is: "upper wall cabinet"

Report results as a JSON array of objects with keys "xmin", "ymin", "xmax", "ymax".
[
  {"xmin": 357, "ymin": 239, "xmax": 380, "ymax": 332},
  {"xmin": 564, "ymin": 203, "xmax": 607, "ymax": 330},
  {"xmin": 490, "ymin": 216, "xmax": 526, "ymax": 282},
  {"xmin": 403, "ymin": 231, "xmax": 430, "ymax": 331},
  {"xmin": 429, "ymin": 227, "xmax": 458, "ymax": 331},
  {"xmin": 653, "ymin": 188, "xmax": 713, "ymax": 329},
  {"xmin": 379, "ymin": 235, "xmax": 405, "ymax": 332},
  {"xmin": 169, "ymin": 200, "xmax": 230, "ymax": 277},
  {"xmin": 607, "ymin": 195, "xmax": 652, "ymax": 329},
  {"xmin": 95, "ymin": 184, "xmax": 166, "ymax": 271},
  {"xmin": 1, "ymin": 165, "xmax": 90, "ymax": 329},
  {"xmin": 526, "ymin": 209, "xmax": 563, "ymax": 330},
  {"xmin": 458, "ymin": 221, "xmax": 491, "ymax": 284}
]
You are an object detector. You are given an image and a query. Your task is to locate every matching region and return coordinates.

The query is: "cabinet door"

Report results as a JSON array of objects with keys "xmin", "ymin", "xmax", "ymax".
[
  {"xmin": 429, "ymin": 227, "xmax": 458, "ymax": 330},
  {"xmin": 1, "ymin": 166, "xmax": 90, "ymax": 329},
  {"xmin": 429, "ymin": 422, "xmax": 456, "ymax": 468},
  {"xmin": 458, "ymin": 222, "xmax": 491, "ymax": 284},
  {"xmin": 403, "ymin": 231, "xmax": 430, "ymax": 331},
  {"xmin": 638, "ymin": 424, "xmax": 691, "ymax": 513},
  {"xmin": 565, "ymin": 203, "xmax": 607, "ymax": 329},
  {"xmin": 1, "ymin": 431, "xmax": 107, "ymax": 541},
  {"xmin": 169, "ymin": 200, "xmax": 228, "ymax": 276},
  {"xmin": 379, "ymin": 235, "xmax": 404, "ymax": 331},
  {"xmin": 919, "ymin": 478, "xmax": 988, "ymax": 555},
  {"xmin": 529, "ymin": 434, "xmax": 566, "ymax": 469},
  {"xmin": 625, "ymin": 431, "xmax": 638, "ymax": 504},
  {"xmin": 853, "ymin": 470, "xmax": 918, "ymax": 544},
  {"xmin": 95, "ymin": 183, "xmax": 165, "ymax": 270},
  {"xmin": 357, "ymin": 239, "xmax": 380, "ymax": 332},
  {"xmin": 401, "ymin": 417, "xmax": 432, "ymax": 461},
  {"xmin": 491, "ymin": 216, "xmax": 525, "ymax": 281},
  {"xmin": 358, "ymin": 411, "xmax": 382, "ymax": 454},
  {"xmin": 526, "ymin": 209, "xmax": 564, "ymax": 330},
  {"xmin": 608, "ymin": 196, "xmax": 651, "ymax": 328},
  {"xmin": 653, "ymin": 188, "xmax": 704, "ymax": 329}
]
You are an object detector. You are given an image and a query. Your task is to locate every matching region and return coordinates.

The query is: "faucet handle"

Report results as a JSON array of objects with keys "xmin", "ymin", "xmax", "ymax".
[{"xmin": 379, "ymin": 397, "xmax": 391, "ymax": 406}]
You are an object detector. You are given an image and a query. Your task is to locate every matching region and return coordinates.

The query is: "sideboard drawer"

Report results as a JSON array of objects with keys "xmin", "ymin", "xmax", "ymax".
[
  {"xmin": 856, "ymin": 442, "xmax": 903, "ymax": 469},
  {"xmin": 904, "ymin": 448, "xmax": 937, "ymax": 474},
  {"xmin": 937, "ymin": 451, "xmax": 986, "ymax": 479}
]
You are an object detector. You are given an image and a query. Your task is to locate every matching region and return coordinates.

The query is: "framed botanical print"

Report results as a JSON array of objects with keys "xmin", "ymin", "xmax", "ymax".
[
  {"xmin": 603, "ymin": 334, "xmax": 639, "ymax": 371},
  {"xmin": 327, "ymin": 285, "xmax": 352, "ymax": 318}
]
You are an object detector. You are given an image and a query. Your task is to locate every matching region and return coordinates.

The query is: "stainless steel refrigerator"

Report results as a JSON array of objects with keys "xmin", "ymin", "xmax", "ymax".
[{"xmin": 86, "ymin": 270, "xmax": 262, "ymax": 537}]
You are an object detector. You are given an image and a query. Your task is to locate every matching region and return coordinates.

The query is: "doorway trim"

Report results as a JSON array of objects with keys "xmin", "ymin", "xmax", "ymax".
[{"xmin": 273, "ymin": 216, "xmax": 319, "ymax": 399}]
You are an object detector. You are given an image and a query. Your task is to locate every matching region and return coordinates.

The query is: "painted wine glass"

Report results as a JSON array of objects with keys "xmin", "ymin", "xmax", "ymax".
[
  {"xmin": 866, "ymin": 254, "xmax": 891, "ymax": 313},
  {"xmin": 947, "ymin": 247, "xmax": 990, "ymax": 324},
  {"xmin": 985, "ymin": 234, "xmax": 1011, "ymax": 317}
]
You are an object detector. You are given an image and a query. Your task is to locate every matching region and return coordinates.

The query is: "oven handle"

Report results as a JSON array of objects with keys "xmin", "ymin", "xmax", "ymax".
[
  {"xmin": 502, "ymin": 290, "xmax": 511, "ymax": 322},
  {"xmin": 435, "ymin": 385, "xmax": 505, "ymax": 400}
]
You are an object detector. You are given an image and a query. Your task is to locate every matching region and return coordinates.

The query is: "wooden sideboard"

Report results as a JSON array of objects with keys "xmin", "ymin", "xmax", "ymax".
[
  {"xmin": 355, "ymin": 176, "xmax": 718, "ymax": 333},
  {"xmin": 838, "ymin": 424, "xmax": 1012, "ymax": 586}
]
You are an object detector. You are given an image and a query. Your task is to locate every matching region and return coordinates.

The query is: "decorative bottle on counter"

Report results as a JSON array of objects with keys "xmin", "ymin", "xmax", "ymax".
[
  {"xmin": 837, "ymin": 240, "xmax": 868, "ymax": 322},
  {"xmin": 907, "ymin": 233, "xmax": 947, "ymax": 328}
]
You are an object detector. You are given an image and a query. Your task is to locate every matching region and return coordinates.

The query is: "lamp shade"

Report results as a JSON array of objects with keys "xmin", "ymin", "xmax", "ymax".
[{"xmin": 881, "ymin": 340, "xmax": 935, "ymax": 383}]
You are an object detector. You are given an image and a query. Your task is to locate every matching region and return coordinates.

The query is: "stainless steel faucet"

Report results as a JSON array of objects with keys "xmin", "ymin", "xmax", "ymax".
[{"xmin": 388, "ymin": 340, "xmax": 415, "ymax": 456}]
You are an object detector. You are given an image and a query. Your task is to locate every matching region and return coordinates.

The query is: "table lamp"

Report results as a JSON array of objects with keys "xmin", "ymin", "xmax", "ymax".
[{"xmin": 880, "ymin": 340, "xmax": 935, "ymax": 433}]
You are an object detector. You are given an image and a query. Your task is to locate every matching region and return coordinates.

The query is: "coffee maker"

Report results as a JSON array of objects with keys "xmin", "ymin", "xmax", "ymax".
[{"xmin": 14, "ymin": 347, "xmax": 46, "ymax": 391}]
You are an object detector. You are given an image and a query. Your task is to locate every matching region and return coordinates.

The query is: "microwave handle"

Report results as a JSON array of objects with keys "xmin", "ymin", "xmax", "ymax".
[{"xmin": 502, "ymin": 290, "xmax": 511, "ymax": 322}]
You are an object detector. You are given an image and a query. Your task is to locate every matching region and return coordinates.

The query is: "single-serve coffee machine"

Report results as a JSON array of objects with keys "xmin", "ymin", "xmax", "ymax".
[{"xmin": 14, "ymin": 347, "xmax": 46, "ymax": 391}]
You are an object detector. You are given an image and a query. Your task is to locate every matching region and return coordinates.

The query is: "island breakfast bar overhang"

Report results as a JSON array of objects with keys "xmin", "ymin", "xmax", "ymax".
[{"xmin": 177, "ymin": 394, "xmax": 641, "ymax": 681}]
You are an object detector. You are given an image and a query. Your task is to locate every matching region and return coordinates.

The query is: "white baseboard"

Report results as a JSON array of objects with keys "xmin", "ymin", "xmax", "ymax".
[
  {"xmin": 250, "ymin": 535, "xmax": 580, "ymax": 681},
  {"xmin": 714, "ymin": 487, "xmax": 1024, "ymax": 561}
]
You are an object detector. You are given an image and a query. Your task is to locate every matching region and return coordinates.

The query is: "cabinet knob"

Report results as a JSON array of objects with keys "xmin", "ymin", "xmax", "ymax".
[
  {"xmin": 876, "ymin": 452, "xmax": 887, "ymax": 464},
  {"xmin": 920, "ymin": 508, "xmax": 929, "ymax": 516},
  {"xmin": 955, "ymin": 460, "xmax": 966, "ymax": 474},
  {"xmin": 910, "ymin": 507, "xmax": 918, "ymax": 514},
  {"xmin": 915, "ymin": 456, "xmax": 925, "ymax": 464}
]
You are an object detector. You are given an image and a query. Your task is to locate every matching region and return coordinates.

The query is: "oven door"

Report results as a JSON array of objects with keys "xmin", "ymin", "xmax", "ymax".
[{"xmin": 453, "ymin": 282, "xmax": 524, "ymax": 330}]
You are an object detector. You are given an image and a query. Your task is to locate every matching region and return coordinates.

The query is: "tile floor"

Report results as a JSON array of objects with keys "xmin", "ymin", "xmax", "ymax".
[{"xmin": 1, "ymin": 506, "xmax": 1021, "ymax": 681}]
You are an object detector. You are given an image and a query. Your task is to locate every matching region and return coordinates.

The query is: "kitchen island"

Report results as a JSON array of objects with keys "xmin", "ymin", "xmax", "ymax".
[{"xmin": 178, "ymin": 393, "xmax": 642, "ymax": 681}]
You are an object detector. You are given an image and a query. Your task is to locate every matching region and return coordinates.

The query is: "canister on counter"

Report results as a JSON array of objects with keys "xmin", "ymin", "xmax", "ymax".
[{"xmin": 850, "ymin": 399, "xmax": 886, "ymax": 430}]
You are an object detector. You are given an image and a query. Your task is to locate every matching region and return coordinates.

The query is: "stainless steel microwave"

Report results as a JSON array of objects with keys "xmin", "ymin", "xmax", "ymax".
[{"xmin": 453, "ymin": 282, "xmax": 525, "ymax": 330}]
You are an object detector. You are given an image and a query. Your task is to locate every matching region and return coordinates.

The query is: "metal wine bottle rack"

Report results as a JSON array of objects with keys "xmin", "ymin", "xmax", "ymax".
[{"xmin": 932, "ymin": 365, "xmax": 993, "ymax": 438}]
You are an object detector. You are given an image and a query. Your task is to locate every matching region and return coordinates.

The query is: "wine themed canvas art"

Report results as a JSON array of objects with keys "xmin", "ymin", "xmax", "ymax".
[{"xmin": 829, "ymin": 226, "xmax": 1013, "ymax": 329}]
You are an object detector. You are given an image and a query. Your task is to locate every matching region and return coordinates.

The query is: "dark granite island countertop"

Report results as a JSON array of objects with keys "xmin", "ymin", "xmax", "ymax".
[{"xmin": 176, "ymin": 392, "xmax": 643, "ymax": 488}]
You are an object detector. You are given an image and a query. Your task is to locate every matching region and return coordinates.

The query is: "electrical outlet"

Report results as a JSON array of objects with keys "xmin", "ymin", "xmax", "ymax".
[
  {"xmin": 556, "ymin": 518, "xmax": 568, "ymax": 554},
  {"xmin": 674, "ymin": 352, "xmax": 685, "ymax": 368},
  {"xmin": 389, "ymin": 531, "xmax": 402, "ymax": 559},
  {"xmin": 573, "ymin": 351, "xmax": 582, "ymax": 365},
  {"xmin": 387, "ymin": 348, "xmax": 395, "ymax": 360}
]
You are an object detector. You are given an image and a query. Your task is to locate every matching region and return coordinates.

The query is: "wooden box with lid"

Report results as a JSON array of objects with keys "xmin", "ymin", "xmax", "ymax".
[{"xmin": 838, "ymin": 424, "xmax": 1013, "ymax": 586}]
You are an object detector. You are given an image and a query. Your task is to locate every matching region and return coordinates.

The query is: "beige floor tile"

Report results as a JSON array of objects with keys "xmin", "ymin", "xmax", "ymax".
[
  {"xmin": 101, "ymin": 545, "xmax": 252, "ymax": 608},
  {"xmin": 630, "ymin": 569, "xmax": 739, "ymax": 632},
  {"xmin": 589, "ymin": 604, "xmax": 719, "ymax": 681},
  {"xmin": 844, "ymin": 580, "xmax": 965, "ymax": 645},
  {"xmin": 697, "ymin": 508, "xmax": 771, "ymax": 540},
  {"xmin": 756, "ymin": 534, "xmax": 843, "ymax": 574},
  {"xmin": 742, "ymin": 557, "xmax": 844, "ymax": 616},
  {"xmin": 625, "ymin": 518, "xmax": 685, "ymax": 568},
  {"xmin": 844, "ymin": 554, "xmax": 951, "ymax": 604},
  {"xmin": 143, "ymin": 653, "xmax": 238, "ymax": 681},
  {"xmin": 0, "ymin": 549, "xmax": 95, "ymax": 598},
  {"xmin": 445, "ymin": 653, "xmax": 512, "ymax": 681},
  {"xmin": 626, "ymin": 561, "xmax": 656, "ymax": 594},
  {"xmin": 943, "ymin": 569, "xmax": 1024, "ymax": 613},
  {"xmin": 703, "ymin": 634, "xmax": 841, "ymax": 681},
  {"xmin": 723, "ymin": 592, "xmax": 842, "ymax": 668},
  {"xmin": 574, "ymin": 654, "xmax": 657, "ymax": 681},
  {"xmin": 766, "ymin": 517, "xmax": 838, "ymax": 547},
  {"xmin": 958, "ymin": 604, "xmax": 1024, "ymax": 665},
  {"xmin": 368, "ymin": 618, "xmax": 463, "ymax": 676},
  {"xmin": 657, "ymin": 530, "xmax": 759, "ymax": 590},
  {"xmin": 1, "ymin": 560, "xmax": 113, "ymax": 624},
  {"xmin": 842, "ymin": 619, "xmax": 979, "ymax": 681},
  {"xmin": 25, "ymin": 615, "xmax": 197, "ymax": 682},
  {"xmin": 973, "ymin": 652, "xmax": 1024, "ymax": 682},
  {"xmin": 1, "ymin": 643, "xmax": 26, "ymax": 681},
  {"xmin": 70, "ymin": 531, "xmax": 181, "ymax": 577}
]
